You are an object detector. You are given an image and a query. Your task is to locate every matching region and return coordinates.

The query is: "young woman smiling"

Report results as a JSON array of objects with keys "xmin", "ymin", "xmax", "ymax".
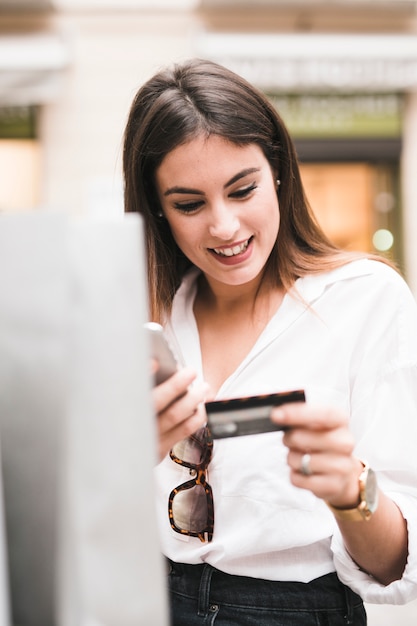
[{"xmin": 123, "ymin": 58, "xmax": 417, "ymax": 625}]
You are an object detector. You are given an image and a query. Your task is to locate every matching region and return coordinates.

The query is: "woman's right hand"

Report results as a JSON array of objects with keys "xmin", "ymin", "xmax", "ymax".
[{"xmin": 152, "ymin": 366, "xmax": 210, "ymax": 461}]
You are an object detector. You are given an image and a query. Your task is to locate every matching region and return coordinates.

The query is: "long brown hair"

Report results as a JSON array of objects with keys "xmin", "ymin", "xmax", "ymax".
[{"xmin": 123, "ymin": 58, "xmax": 382, "ymax": 321}]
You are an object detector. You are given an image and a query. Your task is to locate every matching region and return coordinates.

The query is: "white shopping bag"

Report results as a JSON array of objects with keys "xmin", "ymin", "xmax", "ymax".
[{"xmin": 0, "ymin": 211, "xmax": 169, "ymax": 626}]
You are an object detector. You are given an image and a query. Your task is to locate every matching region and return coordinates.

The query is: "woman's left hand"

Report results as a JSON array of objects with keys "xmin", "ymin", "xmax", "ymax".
[
  {"xmin": 271, "ymin": 402, "xmax": 363, "ymax": 509},
  {"xmin": 271, "ymin": 401, "xmax": 409, "ymax": 585}
]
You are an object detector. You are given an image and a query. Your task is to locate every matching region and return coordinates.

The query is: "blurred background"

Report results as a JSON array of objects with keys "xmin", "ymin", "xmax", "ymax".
[{"xmin": 1, "ymin": 1, "xmax": 417, "ymax": 623}]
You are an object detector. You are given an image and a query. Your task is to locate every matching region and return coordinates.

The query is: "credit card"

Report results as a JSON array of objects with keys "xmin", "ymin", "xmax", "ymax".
[{"xmin": 206, "ymin": 389, "xmax": 305, "ymax": 438}]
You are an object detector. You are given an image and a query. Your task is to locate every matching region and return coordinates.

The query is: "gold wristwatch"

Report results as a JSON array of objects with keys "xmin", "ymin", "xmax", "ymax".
[{"xmin": 326, "ymin": 461, "xmax": 379, "ymax": 522}]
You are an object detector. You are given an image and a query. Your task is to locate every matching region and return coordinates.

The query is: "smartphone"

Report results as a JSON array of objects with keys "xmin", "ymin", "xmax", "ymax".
[
  {"xmin": 144, "ymin": 322, "xmax": 179, "ymax": 385},
  {"xmin": 206, "ymin": 389, "xmax": 305, "ymax": 438}
]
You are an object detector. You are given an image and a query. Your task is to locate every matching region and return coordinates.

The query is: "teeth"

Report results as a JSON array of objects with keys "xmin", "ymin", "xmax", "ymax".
[{"xmin": 213, "ymin": 240, "xmax": 250, "ymax": 257}]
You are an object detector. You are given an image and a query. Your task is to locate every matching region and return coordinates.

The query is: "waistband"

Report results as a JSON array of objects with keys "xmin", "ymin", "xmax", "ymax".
[{"xmin": 167, "ymin": 559, "xmax": 363, "ymax": 613}]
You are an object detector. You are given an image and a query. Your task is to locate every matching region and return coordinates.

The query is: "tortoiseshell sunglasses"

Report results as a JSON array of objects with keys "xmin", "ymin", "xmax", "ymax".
[{"xmin": 168, "ymin": 425, "xmax": 214, "ymax": 542}]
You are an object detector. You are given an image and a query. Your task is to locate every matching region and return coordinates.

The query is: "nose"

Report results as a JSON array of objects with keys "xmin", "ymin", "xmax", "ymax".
[{"xmin": 208, "ymin": 203, "xmax": 240, "ymax": 240}]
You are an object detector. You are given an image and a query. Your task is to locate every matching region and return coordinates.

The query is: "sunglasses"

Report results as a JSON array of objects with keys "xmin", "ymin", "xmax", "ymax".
[{"xmin": 168, "ymin": 425, "xmax": 214, "ymax": 542}]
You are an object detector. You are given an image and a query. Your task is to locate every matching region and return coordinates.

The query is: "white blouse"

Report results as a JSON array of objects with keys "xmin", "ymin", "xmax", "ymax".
[{"xmin": 154, "ymin": 259, "xmax": 417, "ymax": 604}]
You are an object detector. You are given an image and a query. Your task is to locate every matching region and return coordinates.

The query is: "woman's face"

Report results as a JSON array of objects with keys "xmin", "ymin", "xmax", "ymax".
[{"xmin": 155, "ymin": 134, "xmax": 280, "ymax": 292}]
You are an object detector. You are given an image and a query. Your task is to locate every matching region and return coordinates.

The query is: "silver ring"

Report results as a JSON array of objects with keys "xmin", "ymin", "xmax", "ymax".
[{"xmin": 300, "ymin": 453, "xmax": 312, "ymax": 476}]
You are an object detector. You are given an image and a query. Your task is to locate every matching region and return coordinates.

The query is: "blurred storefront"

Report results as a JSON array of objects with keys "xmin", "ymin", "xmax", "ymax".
[
  {"xmin": 1, "ymin": 0, "xmax": 417, "ymax": 295},
  {"xmin": 270, "ymin": 91, "xmax": 402, "ymax": 262}
]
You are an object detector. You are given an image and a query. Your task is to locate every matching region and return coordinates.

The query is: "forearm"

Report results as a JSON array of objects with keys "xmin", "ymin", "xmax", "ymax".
[{"xmin": 334, "ymin": 491, "xmax": 408, "ymax": 585}]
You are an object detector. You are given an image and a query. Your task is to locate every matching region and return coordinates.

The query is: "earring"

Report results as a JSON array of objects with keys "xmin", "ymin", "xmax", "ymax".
[
  {"xmin": 276, "ymin": 179, "xmax": 281, "ymax": 187},
  {"xmin": 157, "ymin": 211, "xmax": 164, "ymax": 218}
]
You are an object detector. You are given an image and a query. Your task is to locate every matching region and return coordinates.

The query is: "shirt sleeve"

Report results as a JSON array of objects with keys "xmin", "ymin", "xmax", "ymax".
[
  {"xmin": 331, "ymin": 273, "xmax": 417, "ymax": 604},
  {"xmin": 331, "ymin": 489, "xmax": 417, "ymax": 604}
]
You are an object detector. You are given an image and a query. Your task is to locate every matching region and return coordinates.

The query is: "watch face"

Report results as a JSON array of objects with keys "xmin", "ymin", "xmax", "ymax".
[{"xmin": 365, "ymin": 467, "xmax": 379, "ymax": 513}]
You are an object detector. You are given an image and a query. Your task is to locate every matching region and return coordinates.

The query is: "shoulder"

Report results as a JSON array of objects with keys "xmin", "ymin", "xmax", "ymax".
[
  {"xmin": 298, "ymin": 258, "xmax": 416, "ymax": 316},
  {"xmin": 323, "ymin": 258, "xmax": 411, "ymax": 297},
  {"xmin": 168, "ymin": 267, "xmax": 201, "ymax": 324},
  {"xmin": 174, "ymin": 267, "xmax": 201, "ymax": 299},
  {"xmin": 324, "ymin": 259, "xmax": 417, "ymax": 333}
]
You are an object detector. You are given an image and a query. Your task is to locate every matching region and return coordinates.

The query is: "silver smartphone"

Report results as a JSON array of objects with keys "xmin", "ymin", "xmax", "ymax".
[{"xmin": 144, "ymin": 322, "xmax": 179, "ymax": 385}]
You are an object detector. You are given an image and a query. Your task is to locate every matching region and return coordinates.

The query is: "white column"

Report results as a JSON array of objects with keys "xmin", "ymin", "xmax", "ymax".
[{"xmin": 401, "ymin": 92, "xmax": 417, "ymax": 298}]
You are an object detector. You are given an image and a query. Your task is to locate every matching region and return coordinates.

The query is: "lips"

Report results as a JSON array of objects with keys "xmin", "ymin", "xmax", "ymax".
[{"xmin": 211, "ymin": 237, "xmax": 252, "ymax": 257}]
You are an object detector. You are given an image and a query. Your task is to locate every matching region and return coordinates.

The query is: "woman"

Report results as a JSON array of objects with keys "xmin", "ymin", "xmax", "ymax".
[{"xmin": 123, "ymin": 58, "xmax": 417, "ymax": 625}]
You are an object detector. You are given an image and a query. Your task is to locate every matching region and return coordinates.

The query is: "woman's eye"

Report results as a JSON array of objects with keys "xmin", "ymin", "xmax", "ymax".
[
  {"xmin": 230, "ymin": 183, "xmax": 257, "ymax": 199},
  {"xmin": 174, "ymin": 200, "xmax": 204, "ymax": 213}
]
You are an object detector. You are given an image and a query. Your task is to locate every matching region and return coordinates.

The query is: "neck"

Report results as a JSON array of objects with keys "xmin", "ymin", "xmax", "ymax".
[
  {"xmin": 199, "ymin": 274, "xmax": 258, "ymax": 307},
  {"xmin": 196, "ymin": 272, "xmax": 283, "ymax": 321}
]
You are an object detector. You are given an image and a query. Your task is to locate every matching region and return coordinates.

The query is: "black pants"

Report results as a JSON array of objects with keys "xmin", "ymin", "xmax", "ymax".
[{"xmin": 167, "ymin": 560, "xmax": 366, "ymax": 625}]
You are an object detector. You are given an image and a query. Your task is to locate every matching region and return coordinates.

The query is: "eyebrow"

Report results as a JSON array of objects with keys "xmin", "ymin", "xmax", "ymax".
[{"xmin": 163, "ymin": 167, "xmax": 261, "ymax": 197}]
